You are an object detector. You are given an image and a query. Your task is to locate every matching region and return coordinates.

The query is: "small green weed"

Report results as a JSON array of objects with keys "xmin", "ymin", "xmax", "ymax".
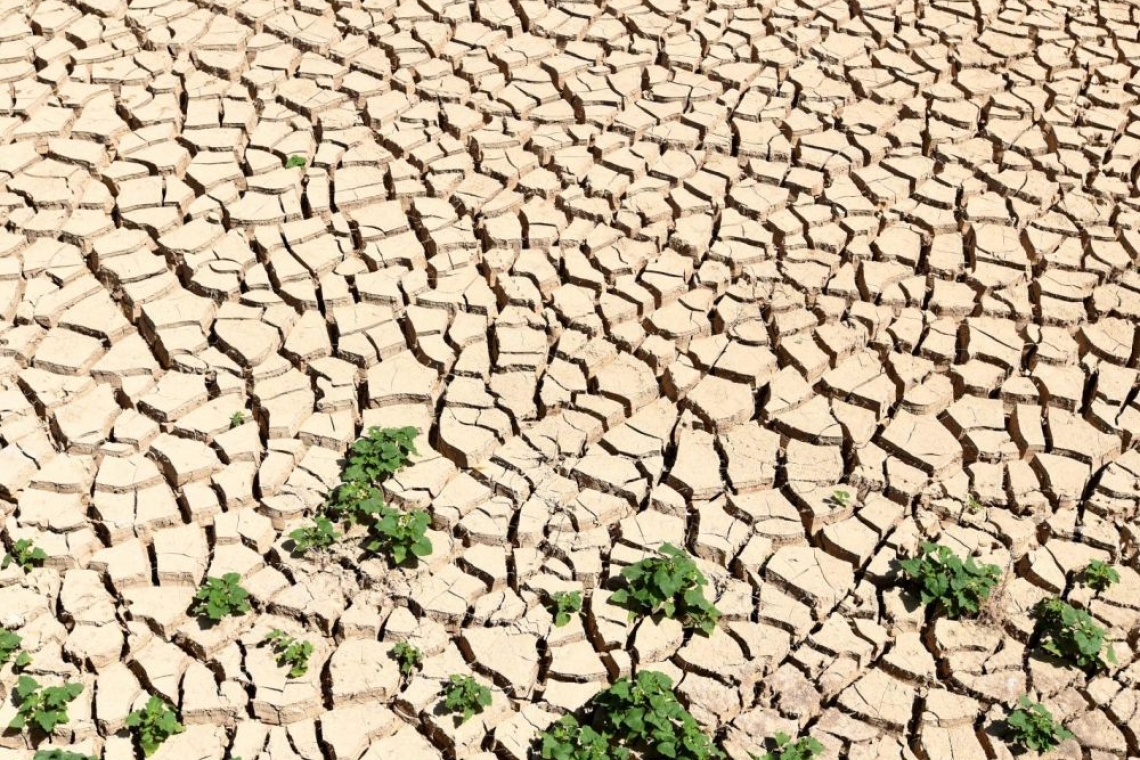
[
  {"xmin": 830, "ymin": 489, "xmax": 851, "ymax": 507},
  {"xmin": 541, "ymin": 714, "xmax": 625, "ymax": 760},
  {"xmin": 263, "ymin": 630, "xmax": 313, "ymax": 678},
  {"xmin": 3, "ymin": 539, "xmax": 46, "ymax": 572},
  {"xmin": 125, "ymin": 695, "xmax": 184, "ymax": 757},
  {"xmin": 9, "ymin": 676, "xmax": 83, "ymax": 734},
  {"xmin": 610, "ymin": 544, "xmax": 721, "ymax": 635},
  {"xmin": 365, "ymin": 506, "xmax": 432, "ymax": 566},
  {"xmin": 343, "ymin": 426, "xmax": 418, "ymax": 484},
  {"xmin": 324, "ymin": 481, "xmax": 387, "ymax": 527},
  {"xmin": 754, "ymin": 732, "xmax": 823, "ymax": 760},
  {"xmin": 191, "ymin": 573, "xmax": 251, "ymax": 623},
  {"xmin": 285, "ymin": 155, "xmax": 307, "ymax": 168},
  {"xmin": 1034, "ymin": 597, "xmax": 1115, "ymax": 671},
  {"xmin": 392, "ymin": 641, "xmax": 423, "ymax": 676},
  {"xmin": 229, "ymin": 411, "xmax": 247, "ymax": 428},
  {"xmin": 0, "ymin": 629, "xmax": 30, "ymax": 670},
  {"xmin": 33, "ymin": 751, "xmax": 99, "ymax": 760},
  {"xmin": 442, "ymin": 674, "xmax": 492, "ymax": 724},
  {"xmin": 1081, "ymin": 560, "xmax": 1119, "ymax": 592},
  {"xmin": 965, "ymin": 494, "xmax": 985, "ymax": 514},
  {"xmin": 897, "ymin": 542, "xmax": 1001, "ymax": 619},
  {"xmin": 547, "ymin": 591, "xmax": 582, "ymax": 627},
  {"xmin": 1006, "ymin": 696, "xmax": 1072, "ymax": 753},
  {"xmin": 288, "ymin": 515, "xmax": 341, "ymax": 555}
]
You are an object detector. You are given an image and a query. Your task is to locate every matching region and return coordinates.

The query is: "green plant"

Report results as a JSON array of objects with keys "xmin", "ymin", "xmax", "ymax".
[
  {"xmin": 9, "ymin": 676, "xmax": 83, "ymax": 733},
  {"xmin": 830, "ymin": 489, "xmax": 851, "ymax": 507},
  {"xmin": 288, "ymin": 515, "xmax": 341, "ymax": 555},
  {"xmin": 262, "ymin": 630, "xmax": 313, "ymax": 678},
  {"xmin": 324, "ymin": 481, "xmax": 387, "ymax": 527},
  {"xmin": 1034, "ymin": 597, "xmax": 1115, "ymax": 670},
  {"xmin": 754, "ymin": 732, "xmax": 823, "ymax": 760},
  {"xmin": 343, "ymin": 426, "xmax": 418, "ymax": 484},
  {"xmin": 391, "ymin": 641, "xmax": 423, "ymax": 675},
  {"xmin": 1081, "ymin": 560, "xmax": 1119, "ymax": 592},
  {"xmin": 125, "ymin": 695, "xmax": 184, "ymax": 757},
  {"xmin": 33, "ymin": 751, "xmax": 99, "ymax": 760},
  {"xmin": 229, "ymin": 411, "xmax": 247, "ymax": 428},
  {"xmin": 965, "ymin": 494, "xmax": 984, "ymax": 514},
  {"xmin": 539, "ymin": 670, "xmax": 722, "ymax": 760},
  {"xmin": 1006, "ymin": 696, "xmax": 1072, "ymax": 753},
  {"xmin": 897, "ymin": 542, "xmax": 1001, "ymax": 619},
  {"xmin": 285, "ymin": 155, "xmax": 307, "ymax": 168},
  {"xmin": 547, "ymin": 591, "xmax": 583, "ymax": 627},
  {"xmin": 442, "ymin": 674, "xmax": 492, "ymax": 724},
  {"xmin": 191, "ymin": 573, "xmax": 251, "ymax": 623},
  {"xmin": 0, "ymin": 629, "xmax": 26, "ymax": 667},
  {"xmin": 365, "ymin": 505, "xmax": 432, "ymax": 566},
  {"xmin": 609, "ymin": 544, "xmax": 721, "ymax": 635},
  {"xmin": 3, "ymin": 538, "xmax": 46, "ymax": 572}
]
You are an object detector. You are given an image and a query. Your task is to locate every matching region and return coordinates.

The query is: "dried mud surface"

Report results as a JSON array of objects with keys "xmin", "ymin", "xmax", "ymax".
[{"xmin": 1, "ymin": 0, "xmax": 1140, "ymax": 758}]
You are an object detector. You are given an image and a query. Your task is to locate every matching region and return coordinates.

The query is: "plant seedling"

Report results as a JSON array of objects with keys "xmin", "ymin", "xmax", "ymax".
[
  {"xmin": 125, "ymin": 695, "xmax": 184, "ymax": 757},
  {"xmin": 1006, "ymin": 696, "xmax": 1072, "ymax": 753},
  {"xmin": 591, "ymin": 670, "xmax": 722, "ymax": 760},
  {"xmin": 754, "ymin": 732, "xmax": 824, "ymax": 760},
  {"xmin": 285, "ymin": 155, "xmax": 307, "ymax": 168},
  {"xmin": 3, "ymin": 539, "xmax": 46, "ymax": 572},
  {"xmin": 830, "ymin": 489, "xmax": 851, "ymax": 507},
  {"xmin": 1081, "ymin": 560, "xmax": 1119, "ymax": 592},
  {"xmin": 262, "ymin": 630, "xmax": 313, "ymax": 678},
  {"xmin": 1034, "ymin": 597, "xmax": 1115, "ymax": 670},
  {"xmin": 391, "ymin": 641, "xmax": 423, "ymax": 676},
  {"xmin": 541, "ymin": 714, "xmax": 626, "ymax": 760},
  {"xmin": 609, "ymin": 543, "xmax": 721, "ymax": 635},
  {"xmin": 229, "ymin": 411, "xmax": 247, "ymax": 428},
  {"xmin": 343, "ymin": 426, "xmax": 418, "ymax": 484},
  {"xmin": 0, "ymin": 629, "xmax": 23, "ymax": 665},
  {"xmin": 897, "ymin": 542, "xmax": 1002, "ymax": 619},
  {"xmin": 365, "ymin": 506, "xmax": 432, "ymax": 566},
  {"xmin": 442, "ymin": 674, "xmax": 492, "ymax": 724},
  {"xmin": 9, "ymin": 676, "xmax": 83, "ymax": 734},
  {"xmin": 324, "ymin": 481, "xmax": 387, "ymax": 527},
  {"xmin": 33, "ymin": 751, "xmax": 99, "ymax": 760},
  {"xmin": 191, "ymin": 573, "xmax": 251, "ymax": 623},
  {"xmin": 547, "ymin": 591, "xmax": 583, "ymax": 627},
  {"xmin": 289, "ymin": 516, "xmax": 341, "ymax": 555},
  {"xmin": 965, "ymin": 494, "xmax": 985, "ymax": 514}
]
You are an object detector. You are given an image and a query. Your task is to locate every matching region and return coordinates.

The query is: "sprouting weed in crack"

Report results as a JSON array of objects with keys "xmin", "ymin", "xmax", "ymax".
[
  {"xmin": 442, "ymin": 674, "xmax": 492, "ymax": 724},
  {"xmin": 262, "ymin": 629, "xmax": 314, "ymax": 678},
  {"xmin": 546, "ymin": 590, "xmax": 583, "ymax": 627},
  {"xmin": 9, "ymin": 676, "xmax": 83, "ymax": 734},
  {"xmin": 1034, "ymin": 597, "xmax": 1115, "ymax": 671},
  {"xmin": 1006, "ymin": 696, "xmax": 1072, "ymax": 754},
  {"xmin": 1080, "ymin": 559, "xmax": 1119, "ymax": 592},
  {"xmin": 3, "ymin": 539, "xmax": 46, "ymax": 572},
  {"xmin": 125, "ymin": 695, "xmax": 184, "ymax": 757},
  {"xmin": 289, "ymin": 515, "xmax": 341, "ymax": 555},
  {"xmin": 609, "ymin": 543, "xmax": 721, "ymax": 635},
  {"xmin": 897, "ymin": 542, "xmax": 1002, "ymax": 619},
  {"xmin": 191, "ymin": 573, "xmax": 252, "ymax": 623},
  {"xmin": 752, "ymin": 732, "xmax": 824, "ymax": 760}
]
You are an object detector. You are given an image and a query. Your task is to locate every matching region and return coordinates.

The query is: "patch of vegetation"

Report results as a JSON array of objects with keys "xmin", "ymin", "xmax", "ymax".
[
  {"xmin": 262, "ymin": 630, "xmax": 313, "ymax": 678},
  {"xmin": 442, "ymin": 674, "xmax": 492, "ymax": 724},
  {"xmin": 9, "ymin": 676, "xmax": 83, "ymax": 734},
  {"xmin": 288, "ymin": 515, "xmax": 341, "ymax": 555},
  {"xmin": 33, "ymin": 751, "xmax": 99, "ymax": 760},
  {"xmin": 547, "ymin": 591, "xmax": 583, "ymax": 627},
  {"xmin": 365, "ymin": 506, "xmax": 432, "ymax": 566},
  {"xmin": 323, "ymin": 481, "xmax": 387, "ymax": 527},
  {"xmin": 753, "ymin": 732, "xmax": 823, "ymax": 760},
  {"xmin": 830, "ymin": 489, "xmax": 851, "ymax": 507},
  {"xmin": 965, "ymin": 494, "xmax": 985, "ymax": 514},
  {"xmin": 610, "ymin": 543, "xmax": 721, "ymax": 635},
  {"xmin": 1035, "ymin": 597, "xmax": 1115, "ymax": 671},
  {"xmin": 1006, "ymin": 696, "xmax": 1072, "ymax": 753},
  {"xmin": 191, "ymin": 573, "xmax": 251, "ymax": 623},
  {"xmin": 897, "ymin": 542, "xmax": 1002, "ymax": 619},
  {"xmin": 391, "ymin": 641, "xmax": 423, "ymax": 676},
  {"xmin": 343, "ymin": 425, "xmax": 418, "ymax": 483},
  {"xmin": 0, "ymin": 629, "xmax": 29, "ymax": 669},
  {"xmin": 125, "ymin": 695, "xmax": 184, "ymax": 757},
  {"xmin": 229, "ymin": 411, "xmax": 247, "ymax": 428},
  {"xmin": 285, "ymin": 155, "xmax": 307, "ymax": 168},
  {"xmin": 3, "ymin": 538, "xmax": 46, "ymax": 572},
  {"xmin": 1081, "ymin": 560, "xmax": 1119, "ymax": 592},
  {"xmin": 540, "ymin": 670, "xmax": 722, "ymax": 760}
]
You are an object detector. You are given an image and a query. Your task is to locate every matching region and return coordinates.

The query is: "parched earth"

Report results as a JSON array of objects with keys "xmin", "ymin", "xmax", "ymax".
[{"xmin": 2, "ymin": 0, "xmax": 1140, "ymax": 757}]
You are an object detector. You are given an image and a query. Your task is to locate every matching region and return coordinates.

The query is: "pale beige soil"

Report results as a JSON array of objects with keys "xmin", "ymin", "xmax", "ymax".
[{"xmin": 1, "ymin": 0, "xmax": 1140, "ymax": 758}]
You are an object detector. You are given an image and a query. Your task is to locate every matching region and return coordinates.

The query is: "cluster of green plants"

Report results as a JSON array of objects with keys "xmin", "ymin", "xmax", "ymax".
[
  {"xmin": 610, "ymin": 544, "xmax": 721, "ymax": 635},
  {"xmin": 0, "ymin": 628, "xmax": 31, "ymax": 670},
  {"xmin": 191, "ymin": 573, "xmax": 251, "ymax": 623},
  {"xmin": 539, "ymin": 670, "xmax": 722, "ymax": 760},
  {"xmin": 262, "ymin": 630, "xmax": 313, "ymax": 678},
  {"xmin": 1035, "ymin": 597, "xmax": 1115, "ymax": 670},
  {"xmin": 547, "ymin": 591, "xmax": 583, "ymax": 627},
  {"xmin": 9, "ymin": 676, "xmax": 83, "ymax": 733},
  {"xmin": 125, "ymin": 695, "xmax": 184, "ymax": 756},
  {"xmin": 1081, "ymin": 559, "xmax": 1119, "ymax": 592},
  {"xmin": 897, "ymin": 542, "xmax": 1002, "ymax": 619},
  {"xmin": 442, "ymin": 674, "xmax": 492, "ymax": 724},
  {"xmin": 4, "ymin": 538, "xmax": 47, "ymax": 572},
  {"xmin": 1006, "ymin": 696, "xmax": 1071, "ymax": 753},
  {"xmin": 33, "ymin": 751, "xmax": 99, "ymax": 760},
  {"xmin": 753, "ymin": 732, "xmax": 823, "ymax": 760},
  {"xmin": 289, "ymin": 427, "xmax": 432, "ymax": 567},
  {"xmin": 392, "ymin": 641, "xmax": 423, "ymax": 675}
]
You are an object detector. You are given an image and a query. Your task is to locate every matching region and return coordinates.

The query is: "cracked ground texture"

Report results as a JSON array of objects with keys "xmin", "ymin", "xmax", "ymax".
[{"xmin": 3, "ymin": 0, "xmax": 1140, "ymax": 756}]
